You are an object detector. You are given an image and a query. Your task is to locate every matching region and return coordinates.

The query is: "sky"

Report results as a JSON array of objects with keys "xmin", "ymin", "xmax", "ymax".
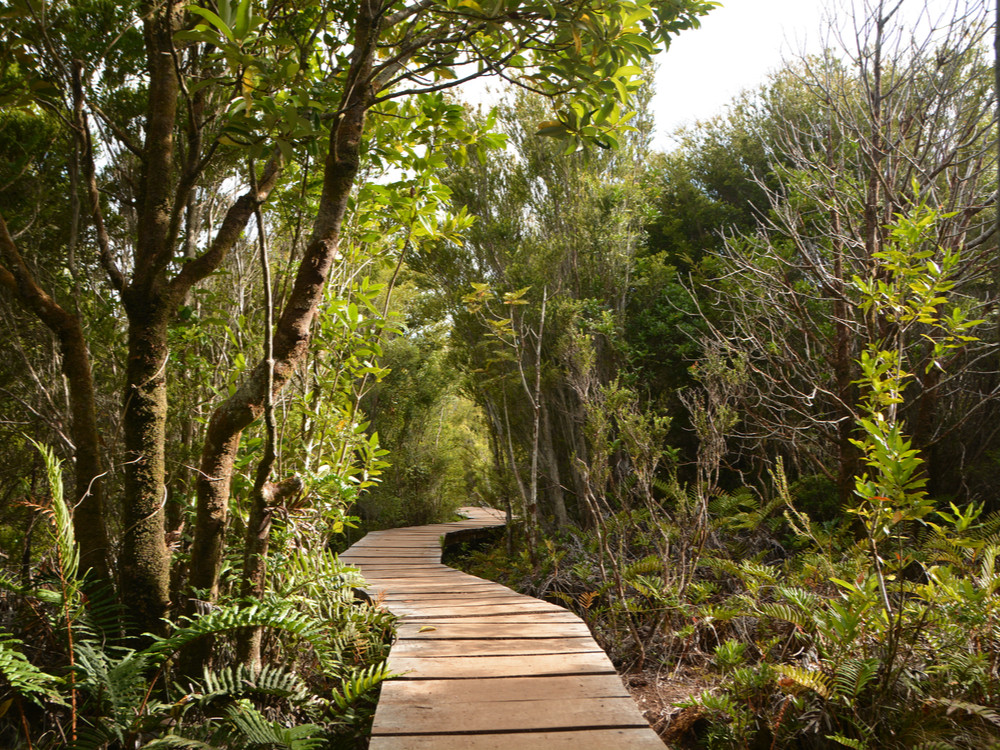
[
  {"xmin": 649, "ymin": 0, "xmax": 982, "ymax": 150},
  {"xmin": 652, "ymin": 0, "xmax": 827, "ymax": 147},
  {"xmin": 457, "ymin": 0, "xmax": 985, "ymax": 152}
]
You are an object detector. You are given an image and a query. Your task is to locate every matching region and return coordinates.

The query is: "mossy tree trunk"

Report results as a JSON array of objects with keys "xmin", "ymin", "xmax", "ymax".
[{"xmin": 0, "ymin": 219, "xmax": 112, "ymax": 584}]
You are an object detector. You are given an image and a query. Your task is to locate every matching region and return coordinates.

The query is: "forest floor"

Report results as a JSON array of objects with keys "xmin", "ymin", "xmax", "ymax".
[{"xmin": 625, "ymin": 667, "xmax": 715, "ymax": 747}]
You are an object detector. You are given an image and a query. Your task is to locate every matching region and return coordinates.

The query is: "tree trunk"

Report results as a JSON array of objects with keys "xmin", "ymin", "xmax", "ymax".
[
  {"xmin": 188, "ymin": 4, "xmax": 380, "ymax": 609},
  {"xmin": 237, "ymin": 476, "xmax": 302, "ymax": 668},
  {"xmin": 995, "ymin": 0, "xmax": 1000, "ymax": 352},
  {"xmin": 0, "ymin": 218, "xmax": 112, "ymax": 584},
  {"xmin": 113, "ymin": 0, "xmax": 186, "ymax": 636},
  {"xmin": 119, "ymin": 302, "xmax": 172, "ymax": 633},
  {"xmin": 539, "ymin": 398, "xmax": 568, "ymax": 528}
]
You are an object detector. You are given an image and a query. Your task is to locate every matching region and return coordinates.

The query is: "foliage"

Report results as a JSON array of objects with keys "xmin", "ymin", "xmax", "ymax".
[
  {"xmin": 0, "ymin": 445, "xmax": 394, "ymax": 749},
  {"xmin": 674, "ymin": 207, "xmax": 1000, "ymax": 748}
]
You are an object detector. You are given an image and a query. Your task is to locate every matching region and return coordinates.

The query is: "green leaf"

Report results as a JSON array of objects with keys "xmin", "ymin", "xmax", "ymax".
[
  {"xmin": 187, "ymin": 6, "xmax": 235, "ymax": 44},
  {"xmin": 233, "ymin": 0, "xmax": 252, "ymax": 41}
]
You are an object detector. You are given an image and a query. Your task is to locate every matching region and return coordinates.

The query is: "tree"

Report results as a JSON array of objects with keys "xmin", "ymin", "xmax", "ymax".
[
  {"xmin": 412, "ymin": 86, "xmax": 659, "ymax": 531},
  {"xmin": 695, "ymin": 0, "xmax": 996, "ymax": 502},
  {"xmin": 0, "ymin": 0, "xmax": 715, "ymax": 636}
]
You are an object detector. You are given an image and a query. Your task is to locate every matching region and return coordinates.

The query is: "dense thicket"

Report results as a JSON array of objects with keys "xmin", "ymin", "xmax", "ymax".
[
  {"xmin": 0, "ymin": 0, "xmax": 997, "ymax": 747},
  {"xmin": 443, "ymin": 2, "xmax": 1000, "ymax": 748}
]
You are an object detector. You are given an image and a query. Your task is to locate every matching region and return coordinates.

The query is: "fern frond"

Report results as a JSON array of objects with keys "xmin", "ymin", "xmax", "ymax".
[
  {"xmin": 0, "ymin": 570, "xmax": 24, "ymax": 595},
  {"xmin": 825, "ymin": 734, "xmax": 867, "ymax": 749},
  {"xmin": 73, "ymin": 640, "xmax": 149, "ymax": 725},
  {"xmin": 332, "ymin": 661, "xmax": 394, "ymax": 711},
  {"xmin": 187, "ymin": 663, "xmax": 311, "ymax": 706},
  {"xmin": 624, "ymin": 555, "xmax": 661, "ymax": 579},
  {"xmin": 777, "ymin": 586, "xmax": 822, "ymax": 613},
  {"xmin": 224, "ymin": 700, "xmax": 325, "ymax": 750},
  {"xmin": 145, "ymin": 601, "xmax": 334, "ymax": 671},
  {"xmin": 140, "ymin": 737, "xmax": 217, "ymax": 749},
  {"xmin": 832, "ymin": 657, "xmax": 879, "ymax": 700},
  {"xmin": 696, "ymin": 603, "xmax": 741, "ymax": 623},
  {"xmin": 756, "ymin": 603, "xmax": 813, "ymax": 633},
  {"xmin": 30, "ymin": 439, "xmax": 79, "ymax": 586},
  {"xmin": 0, "ymin": 633, "xmax": 62, "ymax": 702},
  {"xmin": 737, "ymin": 560, "xmax": 778, "ymax": 585},
  {"xmin": 776, "ymin": 664, "xmax": 831, "ymax": 698},
  {"xmin": 926, "ymin": 697, "xmax": 1000, "ymax": 727},
  {"xmin": 691, "ymin": 689, "xmax": 740, "ymax": 717}
]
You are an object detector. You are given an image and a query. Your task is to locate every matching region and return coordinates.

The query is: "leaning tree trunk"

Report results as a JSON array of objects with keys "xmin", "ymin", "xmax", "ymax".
[
  {"xmin": 0, "ymin": 218, "xmax": 112, "ymax": 583},
  {"xmin": 188, "ymin": 6, "xmax": 380, "ymax": 612}
]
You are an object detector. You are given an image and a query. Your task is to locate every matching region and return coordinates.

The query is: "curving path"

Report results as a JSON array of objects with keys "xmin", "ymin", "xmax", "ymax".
[{"xmin": 340, "ymin": 506, "xmax": 664, "ymax": 749}]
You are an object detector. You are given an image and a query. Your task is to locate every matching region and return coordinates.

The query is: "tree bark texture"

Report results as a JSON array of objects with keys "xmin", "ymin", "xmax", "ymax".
[
  {"xmin": 0, "ymin": 217, "xmax": 112, "ymax": 583},
  {"xmin": 189, "ymin": 0, "xmax": 381, "ymax": 605}
]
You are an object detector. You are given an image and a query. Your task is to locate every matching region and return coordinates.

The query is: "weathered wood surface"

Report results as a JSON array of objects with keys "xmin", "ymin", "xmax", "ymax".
[{"xmin": 340, "ymin": 506, "xmax": 664, "ymax": 749}]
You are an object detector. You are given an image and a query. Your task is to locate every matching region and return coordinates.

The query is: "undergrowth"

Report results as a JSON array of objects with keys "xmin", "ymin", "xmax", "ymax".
[
  {"xmin": 0, "ymin": 443, "xmax": 394, "ymax": 749},
  {"xmin": 458, "ymin": 207, "xmax": 1000, "ymax": 749}
]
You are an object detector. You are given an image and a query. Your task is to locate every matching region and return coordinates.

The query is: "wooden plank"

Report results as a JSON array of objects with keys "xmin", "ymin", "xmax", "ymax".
[
  {"xmin": 370, "ymin": 728, "xmax": 666, "ymax": 750},
  {"xmin": 394, "ymin": 604, "xmax": 570, "ymax": 619},
  {"xmin": 387, "ymin": 596, "xmax": 564, "ymax": 609},
  {"xmin": 342, "ymin": 551, "xmax": 442, "ymax": 558},
  {"xmin": 390, "ymin": 636, "xmax": 602, "ymax": 657},
  {"xmin": 382, "ymin": 595, "xmax": 525, "ymax": 605},
  {"xmin": 395, "ymin": 621, "xmax": 593, "ymax": 639},
  {"xmin": 376, "ymin": 582, "xmax": 508, "ymax": 593},
  {"xmin": 396, "ymin": 611, "xmax": 584, "ymax": 624},
  {"xmin": 387, "ymin": 652, "xmax": 618, "ymax": 679},
  {"xmin": 389, "ymin": 608, "xmax": 569, "ymax": 621},
  {"xmin": 373, "ymin": 695, "xmax": 650, "ymax": 734},
  {"xmin": 377, "ymin": 674, "xmax": 632, "ymax": 704}
]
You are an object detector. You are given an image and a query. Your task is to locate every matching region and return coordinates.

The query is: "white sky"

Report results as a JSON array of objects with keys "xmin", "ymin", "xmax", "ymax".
[
  {"xmin": 456, "ymin": 0, "xmax": 986, "ymax": 152},
  {"xmin": 653, "ymin": 0, "xmax": 827, "ymax": 147},
  {"xmin": 651, "ymin": 0, "xmax": 985, "ymax": 150}
]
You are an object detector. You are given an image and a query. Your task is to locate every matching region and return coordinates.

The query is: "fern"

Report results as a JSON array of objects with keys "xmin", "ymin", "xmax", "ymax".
[
  {"xmin": 776, "ymin": 665, "xmax": 832, "ymax": 698},
  {"xmin": 627, "ymin": 574, "xmax": 665, "ymax": 600},
  {"xmin": 331, "ymin": 661, "xmax": 394, "ymax": 711},
  {"xmin": 72, "ymin": 640, "xmax": 149, "ymax": 736},
  {"xmin": 832, "ymin": 657, "xmax": 879, "ymax": 701},
  {"xmin": 756, "ymin": 603, "xmax": 814, "ymax": 634},
  {"xmin": 185, "ymin": 664, "xmax": 311, "ymax": 707},
  {"xmin": 140, "ymin": 738, "xmax": 217, "ymax": 749},
  {"xmin": 0, "ymin": 633, "xmax": 61, "ymax": 701},
  {"xmin": 777, "ymin": 585, "xmax": 822, "ymax": 613},
  {"xmin": 147, "ymin": 600, "xmax": 336, "ymax": 671},
  {"xmin": 826, "ymin": 734, "xmax": 867, "ymax": 749},
  {"xmin": 624, "ymin": 554, "xmax": 661, "ymax": 579},
  {"xmin": 224, "ymin": 700, "xmax": 325, "ymax": 749},
  {"xmin": 25, "ymin": 440, "xmax": 80, "ymax": 598},
  {"xmin": 689, "ymin": 689, "xmax": 740, "ymax": 717},
  {"xmin": 926, "ymin": 698, "xmax": 1000, "ymax": 728}
]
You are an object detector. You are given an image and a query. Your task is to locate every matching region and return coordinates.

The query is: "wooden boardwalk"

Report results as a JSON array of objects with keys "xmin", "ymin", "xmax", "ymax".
[{"xmin": 340, "ymin": 507, "xmax": 664, "ymax": 749}]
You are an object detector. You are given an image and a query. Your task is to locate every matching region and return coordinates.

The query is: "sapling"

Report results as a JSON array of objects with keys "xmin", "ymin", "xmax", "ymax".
[{"xmin": 850, "ymin": 197, "xmax": 982, "ymax": 620}]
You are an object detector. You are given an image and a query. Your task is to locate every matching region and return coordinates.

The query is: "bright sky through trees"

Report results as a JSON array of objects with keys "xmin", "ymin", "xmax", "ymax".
[
  {"xmin": 652, "ymin": 0, "xmax": 984, "ymax": 149},
  {"xmin": 652, "ymin": 0, "xmax": 825, "ymax": 146}
]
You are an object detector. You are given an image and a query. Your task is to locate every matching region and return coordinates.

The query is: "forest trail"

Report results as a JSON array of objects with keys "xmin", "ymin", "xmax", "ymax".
[{"xmin": 340, "ymin": 507, "xmax": 664, "ymax": 749}]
